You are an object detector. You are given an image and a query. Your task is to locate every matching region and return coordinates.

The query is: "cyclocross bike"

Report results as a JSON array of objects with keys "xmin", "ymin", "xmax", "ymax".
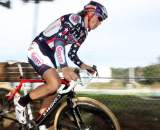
[{"xmin": 5, "ymin": 62, "xmax": 121, "ymax": 130}]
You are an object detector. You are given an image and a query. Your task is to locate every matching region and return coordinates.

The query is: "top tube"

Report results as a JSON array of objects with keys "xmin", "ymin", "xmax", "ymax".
[
  {"xmin": 6, "ymin": 78, "xmax": 70, "ymax": 101},
  {"xmin": 19, "ymin": 78, "xmax": 69, "ymax": 85}
]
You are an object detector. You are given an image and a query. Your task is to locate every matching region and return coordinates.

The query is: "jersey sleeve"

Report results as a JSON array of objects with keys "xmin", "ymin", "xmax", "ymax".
[
  {"xmin": 67, "ymin": 14, "xmax": 84, "ymax": 67},
  {"xmin": 54, "ymin": 39, "xmax": 68, "ymax": 68},
  {"xmin": 68, "ymin": 43, "xmax": 83, "ymax": 67}
]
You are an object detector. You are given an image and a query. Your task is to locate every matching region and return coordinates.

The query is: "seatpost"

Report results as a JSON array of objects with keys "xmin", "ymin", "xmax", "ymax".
[{"xmin": 17, "ymin": 62, "xmax": 24, "ymax": 78}]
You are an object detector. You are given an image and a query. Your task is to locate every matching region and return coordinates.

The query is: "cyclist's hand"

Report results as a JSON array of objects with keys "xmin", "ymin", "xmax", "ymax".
[
  {"xmin": 80, "ymin": 64, "xmax": 95, "ymax": 74},
  {"xmin": 62, "ymin": 67, "xmax": 78, "ymax": 81}
]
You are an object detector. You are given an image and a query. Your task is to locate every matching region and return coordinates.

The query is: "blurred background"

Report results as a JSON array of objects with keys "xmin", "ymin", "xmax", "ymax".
[
  {"xmin": 0, "ymin": 0, "xmax": 160, "ymax": 130},
  {"xmin": 0, "ymin": 0, "xmax": 160, "ymax": 89}
]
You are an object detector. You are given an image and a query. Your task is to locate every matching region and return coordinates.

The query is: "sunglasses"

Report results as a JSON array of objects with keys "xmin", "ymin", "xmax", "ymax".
[{"xmin": 95, "ymin": 13, "xmax": 103, "ymax": 22}]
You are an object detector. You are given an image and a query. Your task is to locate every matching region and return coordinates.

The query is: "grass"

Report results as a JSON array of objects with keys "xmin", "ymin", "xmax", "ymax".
[
  {"xmin": 87, "ymin": 80, "xmax": 126, "ymax": 89},
  {"xmin": 1, "ymin": 86, "xmax": 160, "ymax": 130},
  {"xmin": 78, "ymin": 93, "xmax": 160, "ymax": 130},
  {"xmin": 87, "ymin": 80, "xmax": 160, "ymax": 89},
  {"xmin": 1, "ymin": 93, "xmax": 160, "ymax": 130}
]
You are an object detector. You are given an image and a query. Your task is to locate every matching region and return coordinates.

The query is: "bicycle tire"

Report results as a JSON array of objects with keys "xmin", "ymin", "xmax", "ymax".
[
  {"xmin": 53, "ymin": 97, "xmax": 121, "ymax": 130},
  {"xmin": 0, "ymin": 88, "xmax": 20, "ymax": 130}
]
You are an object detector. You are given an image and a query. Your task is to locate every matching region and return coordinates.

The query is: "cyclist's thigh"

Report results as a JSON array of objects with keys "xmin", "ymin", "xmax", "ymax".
[{"xmin": 42, "ymin": 68, "xmax": 61, "ymax": 85}]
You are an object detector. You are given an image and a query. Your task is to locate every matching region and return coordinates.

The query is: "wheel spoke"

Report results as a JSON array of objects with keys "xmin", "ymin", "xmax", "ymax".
[{"xmin": 57, "ymin": 105, "xmax": 115, "ymax": 130}]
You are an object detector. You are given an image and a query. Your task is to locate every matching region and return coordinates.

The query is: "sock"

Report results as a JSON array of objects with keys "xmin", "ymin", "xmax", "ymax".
[{"xmin": 18, "ymin": 93, "xmax": 32, "ymax": 107}]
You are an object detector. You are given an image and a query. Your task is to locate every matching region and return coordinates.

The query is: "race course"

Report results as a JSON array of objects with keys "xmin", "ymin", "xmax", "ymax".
[{"xmin": 1, "ymin": 89, "xmax": 160, "ymax": 130}]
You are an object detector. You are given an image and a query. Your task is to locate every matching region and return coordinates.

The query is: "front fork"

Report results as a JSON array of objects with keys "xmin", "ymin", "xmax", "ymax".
[{"xmin": 67, "ymin": 94, "xmax": 86, "ymax": 130}]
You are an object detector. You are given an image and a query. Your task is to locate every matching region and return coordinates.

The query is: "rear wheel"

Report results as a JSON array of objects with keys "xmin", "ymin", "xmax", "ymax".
[
  {"xmin": 53, "ymin": 97, "xmax": 121, "ymax": 130},
  {"xmin": 0, "ymin": 88, "xmax": 20, "ymax": 130},
  {"xmin": 0, "ymin": 88, "xmax": 13, "ymax": 111}
]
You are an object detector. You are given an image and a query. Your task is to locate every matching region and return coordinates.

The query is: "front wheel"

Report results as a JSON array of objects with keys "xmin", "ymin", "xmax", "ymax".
[{"xmin": 53, "ymin": 97, "xmax": 121, "ymax": 130}]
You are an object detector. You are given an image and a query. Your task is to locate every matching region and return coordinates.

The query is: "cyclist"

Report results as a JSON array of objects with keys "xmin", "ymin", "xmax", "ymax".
[{"xmin": 14, "ymin": 0, "xmax": 108, "ymax": 124}]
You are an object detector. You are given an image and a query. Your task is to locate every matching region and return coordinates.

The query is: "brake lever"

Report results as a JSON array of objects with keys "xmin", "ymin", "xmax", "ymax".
[
  {"xmin": 87, "ymin": 65, "xmax": 99, "ymax": 77},
  {"xmin": 74, "ymin": 68, "xmax": 84, "ymax": 85}
]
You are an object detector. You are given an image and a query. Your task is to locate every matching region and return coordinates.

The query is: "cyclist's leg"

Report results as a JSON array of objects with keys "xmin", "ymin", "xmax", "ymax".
[
  {"xmin": 27, "ymin": 41, "xmax": 60, "ymax": 100},
  {"xmin": 29, "ymin": 68, "xmax": 61, "ymax": 100},
  {"xmin": 14, "ymin": 42, "xmax": 60, "ymax": 124},
  {"xmin": 38, "ymin": 94, "xmax": 57, "ymax": 114},
  {"xmin": 35, "ymin": 94, "xmax": 56, "ymax": 126}
]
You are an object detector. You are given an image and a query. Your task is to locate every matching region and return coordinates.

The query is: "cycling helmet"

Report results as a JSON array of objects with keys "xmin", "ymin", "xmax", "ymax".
[{"xmin": 84, "ymin": 1, "xmax": 108, "ymax": 21}]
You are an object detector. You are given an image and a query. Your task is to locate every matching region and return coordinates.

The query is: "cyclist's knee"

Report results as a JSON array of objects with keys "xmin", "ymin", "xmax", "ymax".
[
  {"xmin": 42, "ymin": 68, "xmax": 61, "ymax": 93},
  {"xmin": 46, "ymin": 80, "xmax": 61, "ymax": 93}
]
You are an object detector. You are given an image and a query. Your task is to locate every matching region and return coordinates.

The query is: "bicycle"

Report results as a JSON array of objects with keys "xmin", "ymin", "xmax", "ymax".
[{"xmin": 6, "ymin": 62, "xmax": 121, "ymax": 130}]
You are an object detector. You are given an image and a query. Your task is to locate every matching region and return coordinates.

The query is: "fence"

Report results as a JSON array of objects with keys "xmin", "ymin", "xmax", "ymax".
[{"xmin": 0, "ymin": 62, "xmax": 41, "ymax": 82}]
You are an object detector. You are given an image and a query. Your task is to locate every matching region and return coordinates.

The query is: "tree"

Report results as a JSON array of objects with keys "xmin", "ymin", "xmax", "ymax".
[{"xmin": 143, "ymin": 64, "xmax": 160, "ymax": 83}]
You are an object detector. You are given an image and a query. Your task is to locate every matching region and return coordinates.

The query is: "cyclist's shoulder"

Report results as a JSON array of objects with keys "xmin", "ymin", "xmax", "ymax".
[{"xmin": 63, "ymin": 13, "xmax": 82, "ymax": 26}]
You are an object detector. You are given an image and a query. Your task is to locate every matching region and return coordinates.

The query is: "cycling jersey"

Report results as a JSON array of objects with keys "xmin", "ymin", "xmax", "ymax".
[{"xmin": 28, "ymin": 13, "xmax": 88, "ymax": 75}]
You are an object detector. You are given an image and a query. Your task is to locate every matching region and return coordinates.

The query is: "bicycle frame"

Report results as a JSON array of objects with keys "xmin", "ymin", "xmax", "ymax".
[
  {"xmin": 7, "ymin": 78, "xmax": 70, "ymax": 100},
  {"xmin": 3, "ymin": 63, "xmax": 121, "ymax": 130},
  {"xmin": 6, "ymin": 78, "xmax": 78, "ymax": 129}
]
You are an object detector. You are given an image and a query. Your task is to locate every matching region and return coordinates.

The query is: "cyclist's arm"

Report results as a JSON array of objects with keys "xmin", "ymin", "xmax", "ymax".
[
  {"xmin": 54, "ymin": 39, "xmax": 78, "ymax": 81},
  {"xmin": 54, "ymin": 39, "xmax": 68, "ymax": 68},
  {"xmin": 68, "ymin": 45, "xmax": 95, "ymax": 74},
  {"xmin": 68, "ymin": 43, "xmax": 84, "ymax": 67}
]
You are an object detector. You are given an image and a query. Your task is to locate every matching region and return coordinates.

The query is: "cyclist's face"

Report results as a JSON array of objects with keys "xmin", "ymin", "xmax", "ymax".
[{"xmin": 88, "ymin": 14, "xmax": 102, "ymax": 30}]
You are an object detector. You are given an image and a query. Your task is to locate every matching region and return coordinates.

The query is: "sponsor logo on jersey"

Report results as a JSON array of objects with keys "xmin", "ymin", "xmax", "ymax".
[
  {"xmin": 31, "ymin": 52, "xmax": 43, "ymax": 66},
  {"xmin": 56, "ymin": 46, "xmax": 65, "ymax": 64},
  {"xmin": 69, "ymin": 14, "xmax": 80, "ymax": 25}
]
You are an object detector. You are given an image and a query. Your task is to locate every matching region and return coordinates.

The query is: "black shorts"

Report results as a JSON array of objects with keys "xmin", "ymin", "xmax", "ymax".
[{"xmin": 27, "ymin": 41, "xmax": 57, "ymax": 76}]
